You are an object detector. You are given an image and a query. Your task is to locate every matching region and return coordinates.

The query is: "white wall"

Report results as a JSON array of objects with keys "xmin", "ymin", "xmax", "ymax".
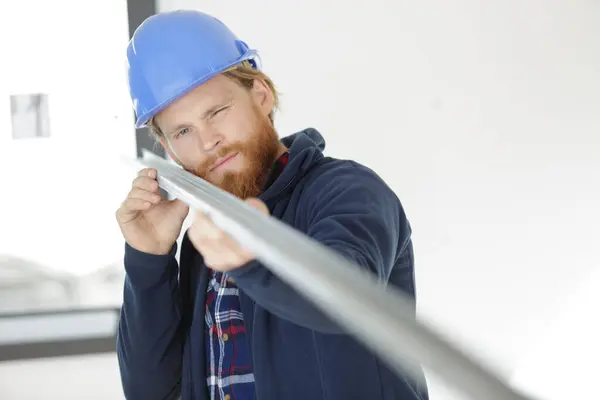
[
  {"xmin": 154, "ymin": 1, "xmax": 600, "ymax": 398},
  {"xmin": 510, "ymin": 265, "xmax": 600, "ymax": 399}
]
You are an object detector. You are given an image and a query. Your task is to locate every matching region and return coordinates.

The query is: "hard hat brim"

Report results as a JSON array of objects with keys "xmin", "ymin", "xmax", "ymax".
[{"xmin": 134, "ymin": 49, "xmax": 259, "ymax": 129}]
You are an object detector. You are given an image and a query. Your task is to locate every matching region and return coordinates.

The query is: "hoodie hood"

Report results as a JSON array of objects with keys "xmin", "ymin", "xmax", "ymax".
[{"xmin": 260, "ymin": 128, "xmax": 326, "ymax": 203}]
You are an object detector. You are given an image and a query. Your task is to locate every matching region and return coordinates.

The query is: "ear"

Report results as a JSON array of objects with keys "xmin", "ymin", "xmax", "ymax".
[{"xmin": 250, "ymin": 78, "xmax": 274, "ymax": 118}]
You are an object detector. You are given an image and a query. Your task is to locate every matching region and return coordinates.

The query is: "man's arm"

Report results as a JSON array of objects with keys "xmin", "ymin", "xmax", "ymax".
[
  {"xmin": 117, "ymin": 243, "xmax": 183, "ymax": 400},
  {"xmin": 227, "ymin": 161, "xmax": 412, "ymax": 334}
]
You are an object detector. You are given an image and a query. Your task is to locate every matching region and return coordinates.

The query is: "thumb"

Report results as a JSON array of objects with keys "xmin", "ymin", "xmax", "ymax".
[
  {"xmin": 167, "ymin": 198, "xmax": 190, "ymax": 216},
  {"xmin": 245, "ymin": 198, "xmax": 270, "ymax": 216}
]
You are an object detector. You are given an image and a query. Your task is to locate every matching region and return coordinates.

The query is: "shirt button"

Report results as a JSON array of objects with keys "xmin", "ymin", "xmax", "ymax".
[
  {"xmin": 224, "ymin": 395, "xmax": 231, "ymax": 400},
  {"xmin": 222, "ymin": 333, "xmax": 229, "ymax": 341}
]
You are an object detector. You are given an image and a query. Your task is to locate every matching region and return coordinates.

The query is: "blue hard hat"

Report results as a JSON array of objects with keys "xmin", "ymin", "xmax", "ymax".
[{"xmin": 127, "ymin": 10, "xmax": 259, "ymax": 128}]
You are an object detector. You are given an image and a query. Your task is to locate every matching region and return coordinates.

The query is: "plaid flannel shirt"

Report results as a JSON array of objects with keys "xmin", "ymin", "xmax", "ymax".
[{"xmin": 205, "ymin": 152, "xmax": 289, "ymax": 400}]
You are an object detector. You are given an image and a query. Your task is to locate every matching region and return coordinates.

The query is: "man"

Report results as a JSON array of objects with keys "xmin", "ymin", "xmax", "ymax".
[{"xmin": 116, "ymin": 9, "xmax": 428, "ymax": 400}]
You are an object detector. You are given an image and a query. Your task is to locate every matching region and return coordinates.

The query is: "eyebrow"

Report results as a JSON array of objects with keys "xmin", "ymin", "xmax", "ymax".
[{"xmin": 166, "ymin": 98, "xmax": 233, "ymax": 136}]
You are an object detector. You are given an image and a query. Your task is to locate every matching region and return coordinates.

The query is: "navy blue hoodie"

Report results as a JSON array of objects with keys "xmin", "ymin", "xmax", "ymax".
[{"xmin": 117, "ymin": 128, "xmax": 428, "ymax": 400}]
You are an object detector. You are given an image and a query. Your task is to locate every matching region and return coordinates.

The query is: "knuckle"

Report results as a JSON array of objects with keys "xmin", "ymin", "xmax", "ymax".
[
  {"xmin": 138, "ymin": 177, "xmax": 157, "ymax": 191},
  {"xmin": 132, "ymin": 188, "xmax": 146, "ymax": 199},
  {"xmin": 125, "ymin": 197, "xmax": 141, "ymax": 209},
  {"xmin": 214, "ymin": 230, "xmax": 227, "ymax": 240},
  {"xmin": 126, "ymin": 190, "xmax": 139, "ymax": 202}
]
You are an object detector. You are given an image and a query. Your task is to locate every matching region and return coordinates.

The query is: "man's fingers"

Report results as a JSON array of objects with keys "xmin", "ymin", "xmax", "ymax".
[
  {"xmin": 137, "ymin": 168, "xmax": 157, "ymax": 179},
  {"xmin": 190, "ymin": 212, "xmax": 242, "ymax": 250},
  {"xmin": 193, "ymin": 212, "xmax": 224, "ymax": 240},
  {"xmin": 196, "ymin": 234, "xmax": 248, "ymax": 268},
  {"xmin": 132, "ymin": 176, "xmax": 160, "ymax": 193},
  {"xmin": 129, "ymin": 187, "xmax": 162, "ymax": 204},
  {"xmin": 116, "ymin": 168, "xmax": 161, "ymax": 223},
  {"xmin": 188, "ymin": 211, "xmax": 256, "ymax": 270},
  {"xmin": 117, "ymin": 197, "xmax": 152, "ymax": 219}
]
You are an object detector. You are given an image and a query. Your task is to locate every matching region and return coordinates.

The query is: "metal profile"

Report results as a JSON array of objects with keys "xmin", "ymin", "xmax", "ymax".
[{"xmin": 130, "ymin": 150, "xmax": 536, "ymax": 400}]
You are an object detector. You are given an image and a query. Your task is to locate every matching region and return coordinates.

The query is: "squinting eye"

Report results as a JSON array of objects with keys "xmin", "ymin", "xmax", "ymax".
[
  {"xmin": 213, "ymin": 107, "xmax": 228, "ymax": 117},
  {"xmin": 176, "ymin": 128, "xmax": 189, "ymax": 138}
]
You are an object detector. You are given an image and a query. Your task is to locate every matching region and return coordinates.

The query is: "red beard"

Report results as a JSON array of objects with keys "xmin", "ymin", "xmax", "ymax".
[{"xmin": 191, "ymin": 116, "xmax": 281, "ymax": 199}]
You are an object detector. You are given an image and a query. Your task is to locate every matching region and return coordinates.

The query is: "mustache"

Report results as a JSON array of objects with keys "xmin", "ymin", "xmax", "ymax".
[{"xmin": 194, "ymin": 143, "xmax": 245, "ymax": 177}]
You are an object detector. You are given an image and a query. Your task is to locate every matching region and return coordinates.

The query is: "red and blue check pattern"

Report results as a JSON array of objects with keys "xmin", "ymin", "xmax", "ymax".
[
  {"xmin": 205, "ymin": 273, "xmax": 255, "ymax": 400},
  {"xmin": 204, "ymin": 152, "xmax": 289, "ymax": 400}
]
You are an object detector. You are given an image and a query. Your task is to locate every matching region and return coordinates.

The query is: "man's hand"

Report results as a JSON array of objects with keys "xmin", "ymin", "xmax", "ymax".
[
  {"xmin": 188, "ymin": 198, "xmax": 270, "ymax": 271},
  {"xmin": 116, "ymin": 168, "xmax": 190, "ymax": 255}
]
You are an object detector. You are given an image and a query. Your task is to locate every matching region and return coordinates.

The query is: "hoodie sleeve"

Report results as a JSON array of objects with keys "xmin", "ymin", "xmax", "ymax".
[
  {"xmin": 227, "ymin": 161, "xmax": 411, "ymax": 334},
  {"xmin": 116, "ymin": 243, "xmax": 183, "ymax": 400}
]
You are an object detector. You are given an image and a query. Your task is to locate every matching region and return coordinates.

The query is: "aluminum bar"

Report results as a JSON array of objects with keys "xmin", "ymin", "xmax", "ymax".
[{"xmin": 128, "ymin": 150, "xmax": 538, "ymax": 400}]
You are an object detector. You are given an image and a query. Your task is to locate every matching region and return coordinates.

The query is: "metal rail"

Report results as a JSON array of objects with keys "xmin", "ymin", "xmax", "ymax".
[{"xmin": 130, "ymin": 150, "xmax": 538, "ymax": 400}]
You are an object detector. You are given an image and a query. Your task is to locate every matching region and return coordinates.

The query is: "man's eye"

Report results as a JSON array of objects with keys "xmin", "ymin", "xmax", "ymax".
[
  {"xmin": 213, "ymin": 106, "xmax": 228, "ymax": 117},
  {"xmin": 176, "ymin": 128, "xmax": 189, "ymax": 138}
]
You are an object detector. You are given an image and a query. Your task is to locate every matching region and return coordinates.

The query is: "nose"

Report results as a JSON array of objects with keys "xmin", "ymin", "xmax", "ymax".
[{"xmin": 198, "ymin": 127, "xmax": 223, "ymax": 152}]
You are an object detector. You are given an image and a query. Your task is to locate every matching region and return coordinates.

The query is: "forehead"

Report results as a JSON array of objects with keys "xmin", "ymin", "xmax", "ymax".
[{"xmin": 155, "ymin": 75, "xmax": 240, "ymax": 123}]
